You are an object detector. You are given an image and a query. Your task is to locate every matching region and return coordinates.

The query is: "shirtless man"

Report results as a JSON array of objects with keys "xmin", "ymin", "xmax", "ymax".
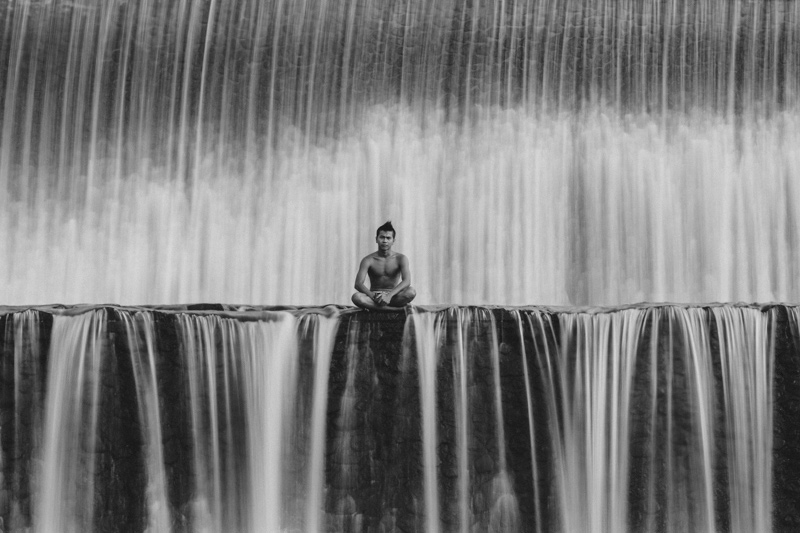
[{"xmin": 352, "ymin": 221, "xmax": 416, "ymax": 311}]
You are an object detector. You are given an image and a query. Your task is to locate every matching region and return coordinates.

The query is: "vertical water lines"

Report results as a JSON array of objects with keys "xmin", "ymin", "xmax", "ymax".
[
  {"xmin": 178, "ymin": 313, "xmax": 227, "ymax": 531},
  {"xmin": 452, "ymin": 309, "xmax": 471, "ymax": 532},
  {"xmin": 303, "ymin": 310, "xmax": 340, "ymax": 533},
  {"xmin": 513, "ymin": 309, "xmax": 558, "ymax": 533},
  {"xmin": 554, "ymin": 310, "xmax": 644, "ymax": 533},
  {"xmin": 411, "ymin": 307, "xmax": 520, "ymax": 532},
  {"xmin": 119, "ymin": 311, "xmax": 171, "ymax": 533},
  {"xmin": 178, "ymin": 312, "xmax": 294, "ymax": 532},
  {"xmin": 163, "ymin": 308, "xmax": 339, "ymax": 533},
  {"xmin": 666, "ymin": 307, "xmax": 717, "ymax": 533},
  {"xmin": 329, "ymin": 315, "xmax": 365, "ymax": 531},
  {"xmin": 485, "ymin": 309, "xmax": 521, "ymax": 533},
  {"xmin": 35, "ymin": 309, "xmax": 106, "ymax": 533},
  {"xmin": 452, "ymin": 307, "xmax": 520, "ymax": 532},
  {"xmin": 713, "ymin": 306, "xmax": 774, "ymax": 533},
  {"xmin": 409, "ymin": 310, "xmax": 442, "ymax": 531},
  {"xmin": 238, "ymin": 313, "xmax": 301, "ymax": 532}
]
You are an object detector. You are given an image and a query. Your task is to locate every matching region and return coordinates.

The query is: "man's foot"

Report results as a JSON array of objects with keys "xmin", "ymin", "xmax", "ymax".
[{"xmin": 367, "ymin": 305, "xmax": 405, "ymax": 312}]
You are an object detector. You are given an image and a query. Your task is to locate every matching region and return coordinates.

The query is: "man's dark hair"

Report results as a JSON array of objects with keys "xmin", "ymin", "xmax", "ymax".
[{"xmin": 376, "ymin": 220, "xmax": 396, "ymax": 238}]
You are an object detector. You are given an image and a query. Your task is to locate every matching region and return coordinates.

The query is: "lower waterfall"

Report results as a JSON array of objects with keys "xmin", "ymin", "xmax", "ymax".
[{"xmin": 0, "ymin": 303, "xmax": 798, "ymax": 532}]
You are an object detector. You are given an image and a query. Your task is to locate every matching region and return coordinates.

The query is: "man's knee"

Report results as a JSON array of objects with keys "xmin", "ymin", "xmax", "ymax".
[
  {"xmin": 352, "ymin": 293, "xmax": 368, "ymax": 308},
  {"xmin": 393, "ymin": 286, "xmax": 416, "ymax": 305},
  {"xmin": 405, "ymin": 286, "xmax": 417, "ymax": 302}
]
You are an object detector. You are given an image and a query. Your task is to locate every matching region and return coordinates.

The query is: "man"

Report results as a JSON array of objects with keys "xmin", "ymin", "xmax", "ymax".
[{"xmin": 352, "ymin": 221, "xmax": 416, "ymax": 311}]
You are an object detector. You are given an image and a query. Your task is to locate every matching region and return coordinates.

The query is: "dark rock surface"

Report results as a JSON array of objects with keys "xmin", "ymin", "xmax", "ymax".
[
  {"xmin": 0, "ymin": 310, "xmax": 51, "ymax": 531},
  {"xmin": 773, "ymin": 306, "xmax": 800, "ymax": 533}
]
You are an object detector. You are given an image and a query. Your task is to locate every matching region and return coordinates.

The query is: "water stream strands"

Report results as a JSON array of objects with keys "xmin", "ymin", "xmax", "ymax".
[
  {"xmin": 122, "ymin": 312, "xmax": 172, "ymax": 533},
  {"xmin": 2, "ymin": 1, "xmax": 800, "ymax": 305},
  {"xmin": 2, "ymin": 1, "xmax": 798, "ymax": 530},
  {"xmin": 0, "ymin": 303, "xmax": 791, "ymax": 532},
  {"xmin": 35, "ymin": 311, "xmax": 106, "ymax": 533}
]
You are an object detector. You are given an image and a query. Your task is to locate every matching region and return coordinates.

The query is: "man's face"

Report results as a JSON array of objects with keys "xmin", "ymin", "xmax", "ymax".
[{"xmin": 376, "ymin": 231, "xmax": 395, "ymax": 251}]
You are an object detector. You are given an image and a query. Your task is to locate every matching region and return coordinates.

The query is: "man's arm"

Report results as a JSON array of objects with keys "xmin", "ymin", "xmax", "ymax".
[
  {"xmin": 354, "ymin": 256, "xmax": 375, "ymax": 299},
  {"xmin": 387, "ymin": 254, "xmax": 411, "ymax": 299}
]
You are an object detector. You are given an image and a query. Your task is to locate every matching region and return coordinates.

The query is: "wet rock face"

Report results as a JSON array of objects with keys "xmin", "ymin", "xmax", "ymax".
[
  {"xmin": 0, "ymin": 311, "xmax": 51, "ymax": 532},
  {"xmin": 773, "ymin": 307, "xmax": 800, "ymax": 532},
  {"xmin": 0, "ymin": 305, "xmax": 799, "ymax": 532}
]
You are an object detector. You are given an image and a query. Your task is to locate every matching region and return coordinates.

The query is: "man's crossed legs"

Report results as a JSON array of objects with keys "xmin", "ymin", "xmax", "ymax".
[{"xmin": 352, "ymin": 287, "xmax": 416, "ymax": 311}]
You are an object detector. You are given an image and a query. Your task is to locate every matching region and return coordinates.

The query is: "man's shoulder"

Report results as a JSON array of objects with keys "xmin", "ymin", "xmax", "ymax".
[
  {"xmin": 362, "ymin": 251, "xmax": 406, "ymax": 262},
  {"xmin": 383, "ymin": 252, "xmax": 406, "ymax": 262}
]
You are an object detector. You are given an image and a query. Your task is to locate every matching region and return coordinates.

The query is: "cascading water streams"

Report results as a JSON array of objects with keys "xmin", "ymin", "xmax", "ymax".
[
  {"xmin": 121, "ymin": 312, "xmax": 171, "ymax": 533},
  {"xmin": 173, "ymin": 310, "xmax": 341, "ymax": 532},
  {"xmin": 714, "ymin": 306, "xmax": 774, "ymax": 533},
  {"xmin": 512, "ymin": 305, "xmax": 779, "ymax": 533},
  {"xmin": 2, "ymin": 1, "xmax": 800, "ymax": 531},
  {"xmin": 407, "ymin": 307, "xmax": 521, "ymax": 532},
  {"xmin": 0, "ymin": 303, "xmax": 798, "ymax": 532},
  {"xmin": 1, "ymin": 0, "xmax": 800, "ymax": 305},
  {"xmin": 36, "ymin": 310, "xmax": 106, "ymax": 533},
  {"xmin": 1, "ymin": 306, "xmax": 345, "ymax": 532}
]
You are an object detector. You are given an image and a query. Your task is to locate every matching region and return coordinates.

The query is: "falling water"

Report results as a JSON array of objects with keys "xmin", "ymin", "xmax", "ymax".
[
  {"xmin": 407, "ymin": 311, "xmax": 442, "ymax": 531},
  {"xmin": 121, "ymin": 311, "xmax": 171, "ymax": 533},
  {"xmin": 172, "ymin": 309, "xmax": 341, "ymax": 532},
  {"xmin": 0, "ymin": 306, "xmax": 343, "ymax": 532},
  {"xmin": 714, "ymin": 306, "xmax": 773, "ymax": 533},
  {"xmin": 512, "ymin": 304, "xmax": 777, "ymax": 533},
  {"xmin": 407, "ymin": 307, "xmax": 522, "ymax": 532},
  {"xmin": 1, "ymin": 0, "xmax": 799, "ymax": 531},
  {"xmin": 0, "ymin": 303, "xmax": 795, "ymax": 531},
  {"xmin": 2, "ymin": 0, "xmax": 800, "ymax": 305},
  {"xmin": 303, "ymin": 309, "xmax": 340, "ymax": 533},
  {"xmin": 36, "ymin": 310, "xmax": 106, "ymax": 533}
]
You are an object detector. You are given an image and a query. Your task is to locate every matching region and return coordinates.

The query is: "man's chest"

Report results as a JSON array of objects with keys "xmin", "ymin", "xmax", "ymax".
[{"xmin": 370, "ymin": 259, "xmax": 399, "ymax": 277}]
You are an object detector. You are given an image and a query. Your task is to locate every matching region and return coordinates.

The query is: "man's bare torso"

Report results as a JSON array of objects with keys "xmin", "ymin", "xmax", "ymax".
[
  {"xmin": 366, "ymin": 252, "xmax": 404, "ymax": 290},
  {"xmin": 351, "ymin": 224, "xmax": 415, "ymax": 310}
]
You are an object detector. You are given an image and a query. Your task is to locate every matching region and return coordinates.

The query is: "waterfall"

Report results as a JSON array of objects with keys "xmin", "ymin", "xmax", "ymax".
[
  {"xmin": 0, "ymin": 303, "xmax": 796, "ymax": 532},
  {"xmin": 36, "ymin": 310, "xmax": 106, "ymax": 533},
  {"xmin": 3, "ymin": 1, "xmax": 800, "ymax": 530},
  {"xmin": 2, "ymin": 0, "xmax": 800, "ymax": 305},
  {"xmin": 121, "ymin": 311, "xmax": 172, "ymax": 533},
  {"xmin": 408, "ymin": 307, "xmax": 521, "ymax": 532}
]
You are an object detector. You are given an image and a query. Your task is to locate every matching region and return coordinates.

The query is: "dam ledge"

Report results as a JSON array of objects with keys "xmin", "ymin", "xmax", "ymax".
[{"xmin": 0, "ymin": 301, "xmax": 791, "ymax": 317}]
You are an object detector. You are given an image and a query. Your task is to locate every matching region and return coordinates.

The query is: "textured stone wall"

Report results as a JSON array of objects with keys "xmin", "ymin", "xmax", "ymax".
[{"xmin": 771, "ymin": 306, "xmax": 800, "ymax": 532}]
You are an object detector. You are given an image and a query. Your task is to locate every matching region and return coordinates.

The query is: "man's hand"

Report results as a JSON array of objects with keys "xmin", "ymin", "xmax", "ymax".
[{"xmin": 373, "ymin": 292, "xmax": 392, "ymax": 306}]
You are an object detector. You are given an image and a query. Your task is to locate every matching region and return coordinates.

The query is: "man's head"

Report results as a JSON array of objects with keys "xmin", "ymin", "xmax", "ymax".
[
  {"xmin": 376, "ymin": 221, "xmax": 396, "ymax": 239},
  {"xmin": 375, "ymin": 221, "xmax": 396, "ymax": 250}
]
